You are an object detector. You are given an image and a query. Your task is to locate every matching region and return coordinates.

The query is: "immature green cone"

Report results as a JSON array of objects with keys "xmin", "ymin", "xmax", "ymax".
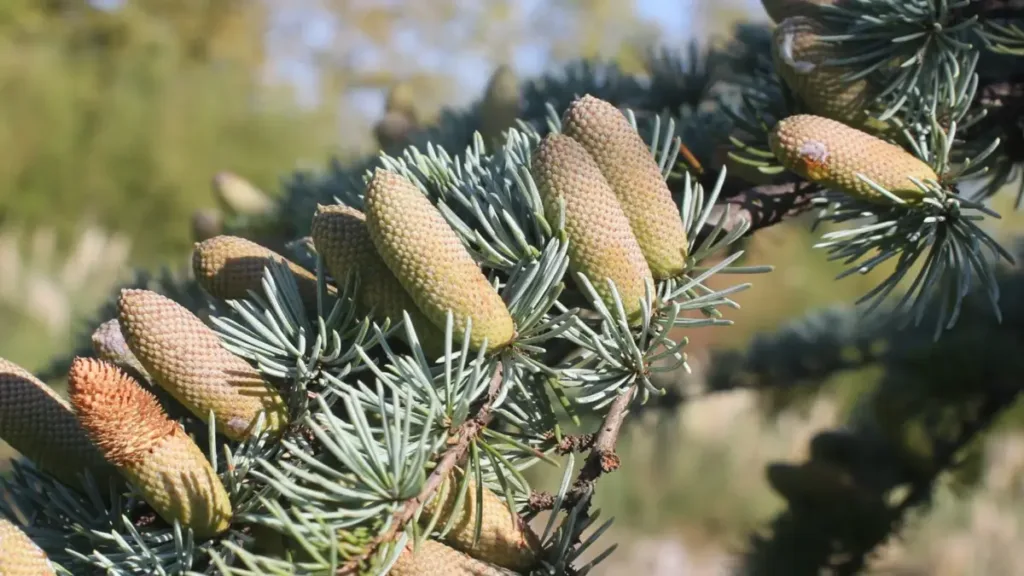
[
  {"xmin": 69, "ymin": 358, "xmax": 233, "ymax": 538},
  {"xmin": 117, "ymin": 289, "xmax": 288, "ymax": 440},
  {"xmin": 478, "ymin": 65, "xmax": 521, "ymax": 149},
  {"xmin": 561, "ymin": 95, "xmax": 689, "ymax": 279},
  {"xmin": 0, "ymin": 358, "xmax": 115, "ymax": 488},
  {"xmin": 769, "ymin": 114, "xmax": 937, "ymax": 204},
  {"xmin": 390, "ymin": 539, "xmax": 518, "ymax": 576},
  {"xmin": 772, "ymin": 16, "xmax": 875, "ymax": 128},
  {"xmin": 310, "ymin": 204, "xmax": 445, "ymax": 357},
  {"xmin": 532, "ymin": 133, "xmax": 653, "ymax": 324},
  {"xmin": 192, "ymin": 235, "xmax": 332, "ymax": 310},
  {"xmin": 364, "ymin": 169, "xmax": 516, "ymax": 351},
  {"xmin": 421, "ymin": 472, "xmax": 541, "ymax": 571},
  {"xmin": 211, "ymin": 171, "xmax": 275, "ymax": 217},
  {"xmin": 762, "ymin": 0, "xmax": 834, "ymax": 22},
  {"xmin": 0, "ymin": 517, "xmax": 56, "ymax": 576}
]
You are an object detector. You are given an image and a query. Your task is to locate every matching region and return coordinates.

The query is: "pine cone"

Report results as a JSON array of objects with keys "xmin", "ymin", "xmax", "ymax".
[
  {"xmin": 211, "ymin": 171, "xmax": 275, "ymax": 218},
  {"xmin": 532, "ymin": 132, "xmax": 653, "ymax": 324},
  {"xmin": 0, "ymin": 358, "xmax": 115, "ymax": 488},
  {"xmin": 770, "ymin": 114, "xmax": 936, "ymax": 204},
  {"xmin": 390, "ymin": 539, "xmax": 518, "ymax": 576},
  {"xmin": 772, "ymin": 16, "xmax": 875, "ymax": 128},
  {"xmin": 310, "ymin": 204, "xmax": 445, "ymax": 357},
  {"xmin": 761, "ymin": 0, "xmax": 834, "ymax": 22},
  {"xmin": 117, "ymin": 289, "xmax": 289, "ymax": 441},
  {"xmin": 68, "ymin": 358, "xmax": 233, "ymax": 538},
  {"xmin": 92, "ymin": 318, "xmax": 150, "ymax": 381},
  {"xmin": 478, "ymin": 65, "xmax": 521, "ymax": 149},
  {"xmin": 561, "ymin": 95, "xmax": 689, "ymax": 279},
  {"xmin": 192, "ymin": 235, "xmax": 331, "ymax": 311},
  {"xmin": 363, "ymin": 169, "xmax": 516, "ymax": 352},
  {"xmin": 0, "ymin": 517, "xmax": 56, "ymax": 576},
  {"xmin": 421, "ymin": 472, "xmax": 541, "ymax": 571}
]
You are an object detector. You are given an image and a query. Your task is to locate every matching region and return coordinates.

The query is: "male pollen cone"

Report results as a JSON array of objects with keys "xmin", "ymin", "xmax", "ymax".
[
  {"xmin": 478, "ymin": 64, "xmax": 522, "ymax": 150},
  {"xmin": 390, "ymin": 539, "xmax": 517, "ymax": 576},
  {"xmin": 772, "ymin": 16, "xmax": 875, "ymax": 129},
  {"xmin": 192, "ymin": 235, "xmax": 332, "ymax": 311},
  {"xmin": 561, "ymin": 95, "xmax": 689, "ymax": 279},
  {"xmin": 92, "ymin": 318, "xmax": 151, "ymax": 381},
  {"xmin": 363, "ymin": 169, "xmax": 516, "ymax": 352},
  {"xmin": 770, "ymin": 114, "xmax": 936, "ymax": 204},
  {"xmin": 0, "ymin": 517, "xmax": 57, "ymax": 576},
  {"xmin": 117, "ymin": 289, "xmax": 288, "ymax": 441},
  {"xmin": 310, "ymin": 204, "xmax": 445, "ymax": 357},
  {"xmin": 211, "ymin": 171, "xmax": 275, "ymax": 218},
  {"xmin": 0, "ymin": 357, "xmax": 115, "ymax": 489},
  {"xmin": 421, "ymin": 472, "xmax": 541, "ymax": 571},
  {"xmin": 68, "ymin": 358, "xmax": 233, "ymax": 538},
  {"xmin": 531, "ymin": 132, "xmax": 653, "ymax": 324}
]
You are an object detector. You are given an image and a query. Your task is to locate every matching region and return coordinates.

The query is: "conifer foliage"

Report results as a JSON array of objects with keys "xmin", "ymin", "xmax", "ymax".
[{"xmin": 7, "ymin": 0, "xmax": 1024, "ymax": 574}]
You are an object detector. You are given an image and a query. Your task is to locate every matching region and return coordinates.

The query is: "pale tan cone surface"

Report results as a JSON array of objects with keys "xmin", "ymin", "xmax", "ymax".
[
  {"xmin": 364, "ymin": 169, "xmax": 516, "ymax": 352},
  {"xmin": 211, "ymin": 171, "xmax": 275, "ymax": 217},
  {"xmin": 68, "ymin": 358, "xmax": 233, "ymax": 538},
  {"xmin": 0, "ymin": 517, "xmax": 57, "ymax": 576},
  {"xmin": 772, "ymin": 16, "xmax": 875, "ymax": 128},
  {"xmin": 192, "ymin": 235, "xmax": 333, "ymax": 310},
  {"xmin": 770, "ymin": 114, "xmax": 936, "ymax": 204},
  {"xmin": 92, "ymin": 318, "xmax": 151, "ymax": 380},
  {"xmin": 421, "ymin": 473, "xmax": 541, "ymax": 571},
  {"xmin": 0, "ymin": 358, "xmax": 115, "ymax": 488},
  {"xmin": 390, "ymin": 539, "xmax": 518, "ymax": 576},
  {"xmin": 310, "ymin": 204, "xmax": 445, "ymax": 357},
  {"xmin": 561, "ymin": 95, "xmax": 689, "ymax": 279},
  {"xmin": 117, "ymin": 289, "xmax": 288, "ymax": 441},
  {"xmin": 531, "ymin": 132, "xmax": 653, "ymax": 325},
  {"xmin": 762, "ymin": 0, "xmax": 835, "ymax": 22}
]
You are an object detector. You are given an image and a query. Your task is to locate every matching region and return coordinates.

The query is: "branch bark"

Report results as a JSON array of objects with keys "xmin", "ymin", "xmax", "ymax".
[{"xmin": 338, "ymin": 364, "xmax": 504, "ymax": 575}]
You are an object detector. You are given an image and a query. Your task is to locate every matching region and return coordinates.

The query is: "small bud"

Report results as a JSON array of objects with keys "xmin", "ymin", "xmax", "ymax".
[
  {"xmin": 117, "ymin": 289, "xmax": 288, "ymax": 440},
  {"xmin": 0, "ymin": 517, "xmax": 57, "ymax": 576},
  {"xmin": 0, "ymin": 357, "xmax": 115, "ymax": 488},
  {"xmin": 69, "ymin": 358, "xmax": 233, "ymax": 538}
]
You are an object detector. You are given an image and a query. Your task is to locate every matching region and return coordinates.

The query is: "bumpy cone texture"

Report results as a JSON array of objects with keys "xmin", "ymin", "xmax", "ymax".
[
  {"xmin": 479, "ymin": 65, "xmax": 522, "ymax": 149},
  {"xmin": 0, "ymin": 517, "xmax": 56, "ymax": 576},
  {"xmin": 390, "ymin": 539, "xmax": 518, "ymax": 576},
  {"xmin": 772, "ymin": 16, "xmax": 874, "ymax": 128},
  {"xmin": 310, "ymin": 204, "xmax": 445, "ymax": 357},
  {"xmin": 770, "ymin": 114, "xmax": 937, "ymax": 203},
  {"xmin": 532, "ymin": 133, "xmax": 653, "ymax": 324},
  {"xmin": 421, "ymin": 472, "xmax": 541, "ymax": 570},
  {"xmin": 117, "ymin": 289, "xmax": 288, "ymax": 440},
  {"xmin": 68, "ymin": 358, "xmax": 233, "ymax": 538},
  {"xmin": 0, "ymin": 358, "xmax": 114, "ymax": 488},
  {"xmin": 363, "ymin": 169, "xmax": 516, "ymax": 351},
  {"xmin": 561, "ymin": 95, "xmax": 689, "ymax": 279},
  {"xmin": 192, "ymin": 235, "xmax": 331, "ymax": 310},
  {"xmin": 762, "ymin": 0, "xmax": 835, "ymax": 22},
  {"xmin": 211, "ymin": 171, "xmax": 275, "ymax": 217}
]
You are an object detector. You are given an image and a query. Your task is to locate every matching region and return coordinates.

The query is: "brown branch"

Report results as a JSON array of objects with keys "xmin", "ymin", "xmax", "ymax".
[
  {"xmin": 528, "ymin": 387, "xmax": 635, "ymax": 513},
  {"xmin": 692, "ymin": 180, "xmax": 820, "ymax": 246},
  {"xmin": 337, "ymin": 364, "xmax": 505, "ymax": 575}
]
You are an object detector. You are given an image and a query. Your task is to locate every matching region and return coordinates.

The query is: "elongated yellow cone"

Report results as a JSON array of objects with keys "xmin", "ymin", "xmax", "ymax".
[
  {"xmin": 561, "ymin": 95, "xmax": 688, "ymax": 279},
  {"xmin": 0, "ymin": 358, "xmax": 115, "ymax": 488},
  {"xmin": 363, "ymin": 169, "xmax": 516, "ymax": 352},
  {"xmin": 117, "ymin": 289, "xmax": 288, "ymax": 440},
  {"xmin": 390, "ymin": 539, "xmax": 517, "ymax": 576},
  {"xmin": 421, "ymin": 472, "xmax": 541, "ymax": 571},
  {"xmin": 478, "ymin": 65, "xmax": 521, "ymax": 149},
  {"xmin": 69, "ymin": 358, "xmax": 233, "ymax": 538},
  {"xmin": 532, "ymin": 132, "xmax": 653, "ymax": 324},
  {"xmin": 310, "ymin": 204, "xmax": 445, "ymax": 356},
  {"xmin": 770, "ymin": 114, "xmax": 936, "ymax": 204},
  {"xmin": 0, "ymin": 517, "xmax": 56, "ymax": 576}
]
